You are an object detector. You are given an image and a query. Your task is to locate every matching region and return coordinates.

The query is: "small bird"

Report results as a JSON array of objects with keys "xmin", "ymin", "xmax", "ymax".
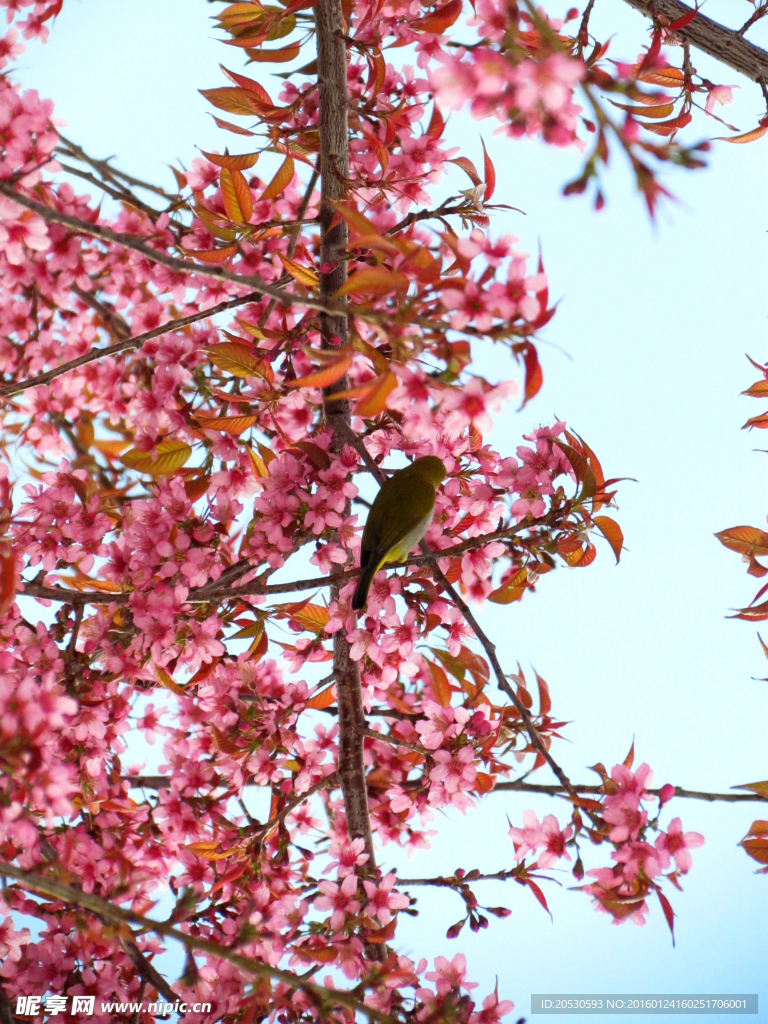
[{"xmin": 352, "ymin": 455, "xmax": 446, "ymax": 612}]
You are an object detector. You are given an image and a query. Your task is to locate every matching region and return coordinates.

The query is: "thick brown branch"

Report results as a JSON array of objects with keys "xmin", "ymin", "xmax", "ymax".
[
  {"xmin": 0, "ymin": 860, "xmax": 395, "ymax": 1024},
  {"xmin": 317, "ymin": 0, "xmax": 377, "ymax": 876},
  {"xmin": 619, "ymin": 0, "xmax": 768, "ymax": 83},
  {"xmin": 0, "ymin": 181, "xmax": 339, "ymax": 317}
]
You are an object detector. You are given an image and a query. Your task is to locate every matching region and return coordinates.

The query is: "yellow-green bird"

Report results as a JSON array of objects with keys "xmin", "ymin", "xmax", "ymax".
[{"xmin": 352, "ymin": 455, "xmax": 446, "ymax": 612}]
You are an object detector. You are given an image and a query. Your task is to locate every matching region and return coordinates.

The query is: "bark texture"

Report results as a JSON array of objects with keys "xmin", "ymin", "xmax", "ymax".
[
  {"xmin": 620, "ymin": 0, "xmax": 768, "ymax": 83},
  {"xmin": 316, "ymin": 0, "xmax": 376, "ymax": 868}
]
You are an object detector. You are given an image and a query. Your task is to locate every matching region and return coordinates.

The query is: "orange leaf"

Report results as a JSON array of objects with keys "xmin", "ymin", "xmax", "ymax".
[
  {"xmin": 564, "ymin": 541, "xmax": 597, "ymax": 568},
  {"xmin": 306, "ymin": 683, "xmax": 337, "ymax": 710},
  {"xmin": 156, "ymin": 666, "xmax": 186, "ymax": 696},
  {"xmin": 518, "ymin": 341, "xmax": 542, "ymax": 410},
  {"xmin": 638, "ymin": 65, "xmax": 684, "ymax": 86},
  {"xmin": 610, "ymin": 100, "xmax": 675, "ymax": 119},
  {"xmin": 414, "ymin": 0, "xmax": 462, "ymax": 34},
  {"xmin": 185, "ymin": 474, "xmax": 212, "ymax": 501},
  {"xmin": 181, "ymin": 243, "xmax": 238, "ymax": 263},
  {"xmin": 287, "ymin": 354, "xmax": 353, "ymax": 389},
  {"xmin": 206, "ymin": 342, "xmax": 262, "ymax": 378},
  {"xmin": 716, "ymin": 125, "xmax": 768, "ymax": 144},
  {"xmin": 199, "ymin": 86, "xmax": 257, "ymax": 116},
  {"xmin": 354, "ymin": 371, "xmax": 397, "ymax": 417},
  {"xmin": 245, "ymin": 443, "xmax": 270, "ymax": 482},
  {"xmin": 742, "ymin": 413, "xmax": 768, "ymax": 430},
  {"xmin": 333, "ymin": 267, "xmax": 408, "ymax": 299},
  {"xmin": 196, "ymin": 413, "xmax": 258, "ymax": 435},
  {"xmin": 247, "ymin": 629, "xmax": 269, "ymax": 663},
  {"xmin": 426, "ymin": 102, "xmax": 445, "ymax": 140},
  {"xmin": 201, "ymin": 150, "xmax": 260, "ymax": 170},
  {"xmin": 593, "ymin": 515, "xmax": 624, "ymax": 564},
  {"xmin": 424, "ymin": 658, "xmax": 452, "ymax": 707},
  {"xmin": 643, "ymin": 111, "xmax": 692, "ymax": 136},
  {"xmin": 211, "ymin": 724, "xmax": 243, "ymax": 756},
  {"xmin": 121, "ymin": 439, "xmax": 192, "ymax": 476},
  {"xmin": 535, "ymin": 670, "xmax": 551, "ymax": 716},
  {"xmin": 475, "ymin": 772, "xmax": 495, "ymax": 794},
  {"xmin": 277, "ymin": 253, "xmax": 319, "ymax": 287},
  {"xmin": 741, "ymin": 835, "xmax": 768, "ymax": 865},
  {"xmin": 212, "ymin": 116, "xmax": 256, "ymax": 136},
  {"xmin": 258, "ymin": 155, "xmax": 295, "ymax": 201},
  {"xmin": 715, "ymin": 526, "xmax": 768, "ymax": 557},
  {"xmin": 742, "ymin": 380, "xmax": 768, "ymax": 397},
  {"xmin": 220, "ymin": 167, "xmax": 246, "ymax": 223},
  {"xmin": 732, "ymin": 781, "xmax": 768, "ymax": 799},
  {"xmin": 481, "ymin": 139, "xmax": 496, "ymax": 202},
  {"xmin": 246, "ymin": 41, "xmax": 302, "ymax": 62},
  {"xmin": 290, "ymin": 602, "xmax": 330, "ymax": 631},
  {"xmin": 220, "ymin": 66, "xmax": 273, "ymax": 104},
  {"xmin": 488, "ymin": 567, "xmax": 528, "ymax": 605},
  {"xmin": 168, "ymin": 165, "xmax": 188, "ymax": 191}
]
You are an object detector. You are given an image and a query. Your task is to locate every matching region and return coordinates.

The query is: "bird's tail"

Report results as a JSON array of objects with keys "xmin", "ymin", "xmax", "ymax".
[{"xmin": 352, "ymin": 554, "xmax": 378, "ymax": 611}]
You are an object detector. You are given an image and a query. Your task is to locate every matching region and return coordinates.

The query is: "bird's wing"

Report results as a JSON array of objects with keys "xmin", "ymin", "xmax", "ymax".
[{"xmin": 364, "ymin": 474, "xmax": 435, "ymax": 559}]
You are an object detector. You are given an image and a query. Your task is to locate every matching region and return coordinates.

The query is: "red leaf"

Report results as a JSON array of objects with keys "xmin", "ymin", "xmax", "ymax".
[
  {"xmin": 426, "ymin": 102, "xmax": 445, "ymax": 140},
  {"xmin": 667, "ymin": 5, "xmax": 698, "ymax": 30},
  {"xmin": 450, "ymin": 156, "xmax": 482, "ymax": 187},
  {"xmin": 518, "ymin": 341, "xmax": 542, "ymax": 410},
  {"xmin": 655, "ymin": 888, "xmax": 675, "ymax": 945},
  {"xmin": 481, "ymin": 139, "xmax": 496, "ymax": 202},
  {"xmin": 534, "ymin": 670, "xmax": 551, "ymax": 717},
  {"xmin": 523, "ymin": 879, "xmax": 552, "ymax": 919}
]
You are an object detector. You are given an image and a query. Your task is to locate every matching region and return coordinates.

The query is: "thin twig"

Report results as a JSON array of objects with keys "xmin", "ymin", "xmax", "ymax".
[
  {"xmin": 70, "ymin": 282, "xmax": 131, "ymax": 340},
  {"xmin": 494, "ymin": 780, "xmax": 768, "ymax": 803},
  {"xmin": 424, "ymin": 552, "xmax": 578, "ymax": 798}
]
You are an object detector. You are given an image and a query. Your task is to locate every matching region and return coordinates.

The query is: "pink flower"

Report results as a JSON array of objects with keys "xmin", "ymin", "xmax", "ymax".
[
  {"xmin": 425, "ymin": 953, "xmax": 478, "ymax": 996},
  {"xmin": 655, "ymin": 818, "xmax": 704, "ymax": 873},
  {"xmin": 705, "ymin": 84, "xmax": 736, "ymax": 115},
  {"xmin": 469, "ymin": 989, "xmax": 515, "ymax": 1024},
  {"xmin": 429, "ymin": 745, "xmax": 477, "ymax": 794},
  {"xmin": 362, "ymin": 872, "xmax": 410, "ymax": 925},
  {"xmin": 315, "ymin": 875, "xmax": 361, "ymax": 931}
]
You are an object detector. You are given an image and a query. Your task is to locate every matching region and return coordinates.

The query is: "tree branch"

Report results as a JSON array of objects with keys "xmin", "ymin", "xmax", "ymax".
[
  {"xmin": 1, "ymin": 287, "xmax": 267, "ymax": 397},
  {"xmin": 493, "ymin": 780, "xmax": 768, "ymax": 803},
  {"xmin": 423, "ymin": 552, "xmax": 579, "ymax": 798},
  {"xmin": 0, "ymin": 860, "xmax": 396, "ymax": 1024},
  {"xmin": 0, "ymin": 180, "xmax": 340, "ymax": 318},
  {"xmin": 17, "ymin": 511, "xmax": 564, "ymax": 605},
  {"xmin": 316, "ymin": 0, "xmax": 378, "ymax": 878},
  {"xmin": 619, "ymin": 0, "xmax": 768, "ymax": 83}
]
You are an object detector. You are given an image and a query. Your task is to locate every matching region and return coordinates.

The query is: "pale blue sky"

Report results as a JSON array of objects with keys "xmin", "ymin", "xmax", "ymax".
[{"xmin": 12, "ymin": 1, "xmax": 768, "ymax": 1020}]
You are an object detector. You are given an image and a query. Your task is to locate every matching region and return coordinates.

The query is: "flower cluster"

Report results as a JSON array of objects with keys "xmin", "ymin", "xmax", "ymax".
[{"xmin": 508, "ymin": 761, "xmax": 704, "ymax": 933}]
